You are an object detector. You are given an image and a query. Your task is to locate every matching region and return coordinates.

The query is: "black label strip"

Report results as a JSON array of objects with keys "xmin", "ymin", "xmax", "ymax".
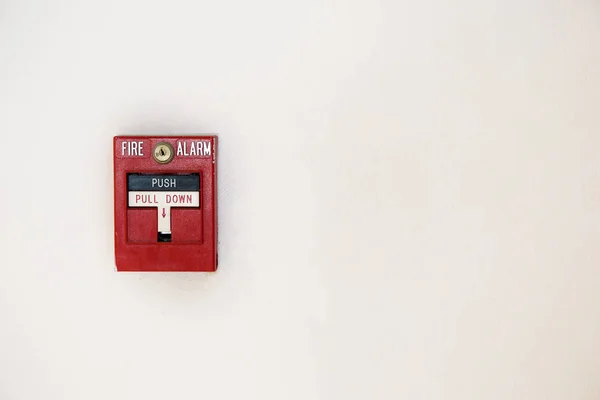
[{"xmin": 127, "ymin": 174, "xmax": 200, "ymax": 191}]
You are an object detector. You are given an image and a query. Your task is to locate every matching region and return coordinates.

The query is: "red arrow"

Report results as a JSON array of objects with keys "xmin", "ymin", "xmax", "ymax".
[{"xmin": 161, "ymin": 208, "xmax": 166, "ymax": 218}]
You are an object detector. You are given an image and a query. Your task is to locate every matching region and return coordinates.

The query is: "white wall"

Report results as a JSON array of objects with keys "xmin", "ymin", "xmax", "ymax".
[{"xmin": 1, "ymin": 0, "xmax": 600, "ymax": 399}]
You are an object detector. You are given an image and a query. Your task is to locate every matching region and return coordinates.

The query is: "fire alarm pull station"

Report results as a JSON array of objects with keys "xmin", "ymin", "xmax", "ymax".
[{"xmin": 113, "ymin": 136, "xmax": 217, "ymax": 272}]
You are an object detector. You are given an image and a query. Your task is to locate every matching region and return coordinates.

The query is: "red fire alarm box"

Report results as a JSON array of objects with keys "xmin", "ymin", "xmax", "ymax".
[{"xmin": 113, "ymin": 135, "xmax": 217, "ymax": 272}]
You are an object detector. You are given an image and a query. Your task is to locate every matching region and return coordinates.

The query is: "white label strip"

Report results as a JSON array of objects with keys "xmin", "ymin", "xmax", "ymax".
[{"xmin": 128, "ymin": 191, "xmax": 200, "ymax": 233}]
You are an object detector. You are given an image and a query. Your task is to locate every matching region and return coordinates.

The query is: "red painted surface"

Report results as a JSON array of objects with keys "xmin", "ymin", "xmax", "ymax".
[{"xmin": 114, "ymin": 136, "xmax": 218, "ymax": 272}]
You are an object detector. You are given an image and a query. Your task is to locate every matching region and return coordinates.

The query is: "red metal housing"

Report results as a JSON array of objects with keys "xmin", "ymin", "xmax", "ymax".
[{"xmin": 113, "ymin": 136, "xmax": 218, "ymax": 272}]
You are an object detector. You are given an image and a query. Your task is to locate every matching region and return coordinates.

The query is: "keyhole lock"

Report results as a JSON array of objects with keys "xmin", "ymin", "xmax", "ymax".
[{"xmin": 153, "ymin": 142, "xmax": 175, "ymax": 164}]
